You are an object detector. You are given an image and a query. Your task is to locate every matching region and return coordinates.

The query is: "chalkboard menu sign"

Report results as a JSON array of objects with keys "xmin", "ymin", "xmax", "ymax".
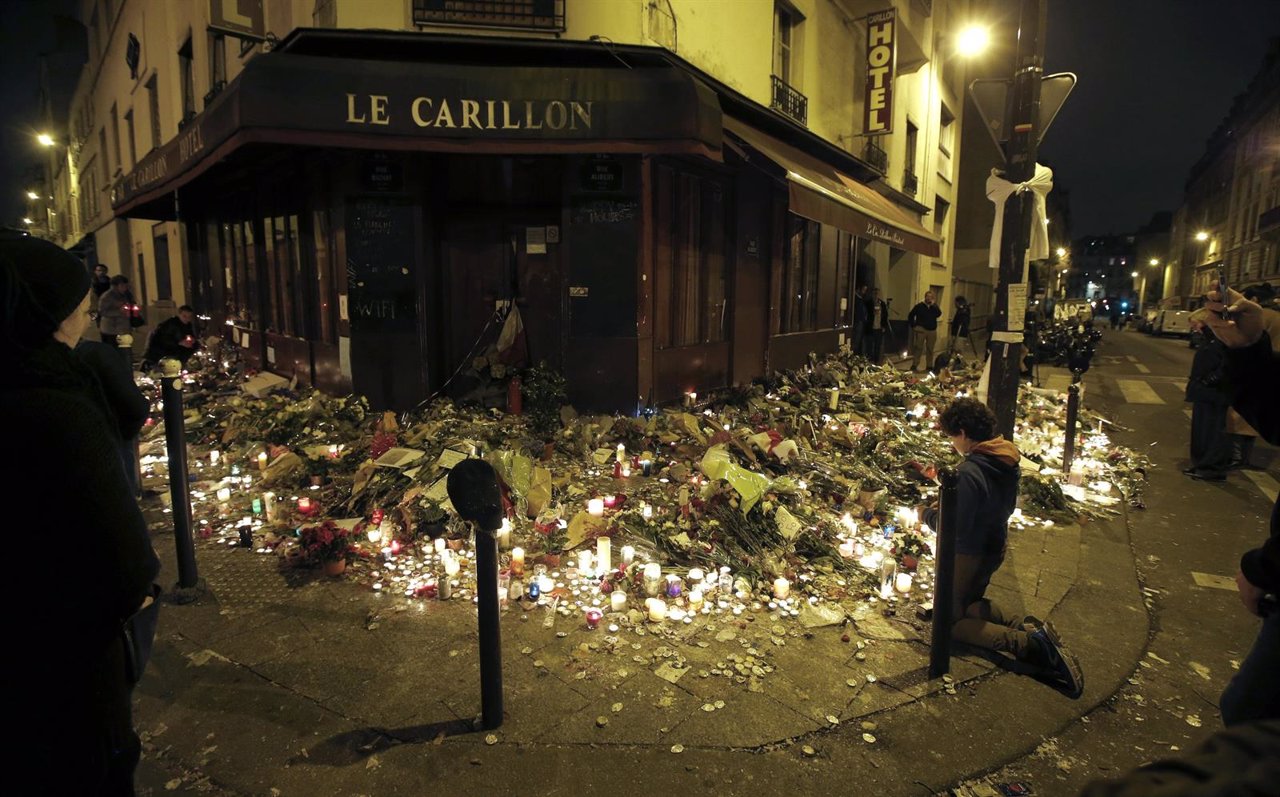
[
  {"xmin": 580, "ymin": 156, "xmax": 623, "ymax": 192},
  {"xmin": 569, "ymin": 198, "xmax": 639, "ymax": 225},
  {"xmin": 345, "ymin": 197, "xmax": 418, "ymax": 333}
]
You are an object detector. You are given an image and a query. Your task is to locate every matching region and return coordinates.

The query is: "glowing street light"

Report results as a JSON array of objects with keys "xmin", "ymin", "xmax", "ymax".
[
  {"xmin": 1130, "ymin": 271, "xmax": 1139, "ymax": 278},
  {"xmin": 1055, "ymin": 247, "xmax": 1067, "ymax": 257},
  {"xmin": 956, "ymin": 24, "xmax": 991, "ymax": 58},
  {"xmin": 1149, "ymin": 258, "xmax": 1159, "ymax": 266},
  {"xmin": 1195, "ymin": 231, "xmax": 1209, "ymax": 242},
  {"xmin": 21, "ymin": 217, "xmax": 33, "ymax": 225},
  {"xmin": 25, "ymin": 190, "xmax": 38, "ymax": 200},
  {"xmin": 36, "ymin": 133, "xmax": 55, "ymax": 147}
]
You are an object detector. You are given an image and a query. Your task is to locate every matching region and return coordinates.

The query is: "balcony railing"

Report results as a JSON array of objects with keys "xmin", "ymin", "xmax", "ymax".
[
  {"xmin": 412, "ymin": 0, "xmax": 565, "ymax": 31},
  {"xmin": 771, "ymin": 75, "xmax": 808, "ymax": 126},
  {"xmin": 863, "ymin": 139, "xmax": 888, "ymax": 174},
  {"xmin": 903, "ymin": 170, "xmax": 919, "ymax": 196}
]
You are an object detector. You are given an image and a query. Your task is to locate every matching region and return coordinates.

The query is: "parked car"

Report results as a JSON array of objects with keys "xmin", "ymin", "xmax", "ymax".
[
  {"xmin": 1153, "ymin": 309, "xmax": 1193, "ymax": 336},
  {"xmin": 1138, "ymin": 308, "xmax": 1160, "ymax": 333}
]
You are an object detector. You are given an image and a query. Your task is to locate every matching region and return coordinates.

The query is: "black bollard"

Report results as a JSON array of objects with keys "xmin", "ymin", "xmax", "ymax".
[
  {"xmin": 928, "ymin": 468, "xmax": 959, "ymax": 679},
  {"xmin": 446, "ymin": 459, "xmax": 505, "ymax": 730},
  {"xmin": 1063, "ymin": 382, "xmax": 1080, "ymax": 473},
  {"xmin": 161, "ymin": 367, "xmax": 199, "ymax": 589}
]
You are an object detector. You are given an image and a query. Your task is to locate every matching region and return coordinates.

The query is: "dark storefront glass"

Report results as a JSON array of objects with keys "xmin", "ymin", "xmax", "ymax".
[
  {"xmin": 654, "ymin": 162, "xmax": 728, "ymax": 348},
  {"xmin": 782, "ymin": 214, "xmax": 820, "ymax": 333},
  {"xmin": 312, "ymin": 206, "xmax": 337, "ymax": 344}
]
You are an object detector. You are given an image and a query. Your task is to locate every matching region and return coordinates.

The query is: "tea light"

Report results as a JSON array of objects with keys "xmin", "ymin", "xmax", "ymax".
[
  {"xmin": 367, "ymin": 525, "xmax": 383, "ymax": 544},
  {"xmin": 495, "ymin": 518, "xmax": 512, "ymax": 551},
  {"xmin": 689, "ymin": 588, "xmax": 704, "ymax": 610},
  {"xmin": 667, "ymin": 605, "xmax": 687, "ymax": 622},
  {"xmin": 585, "ymin": 607, "xmax": 603, "ymax": 629},
  {"xmin": 827, "ymin": 387, "xmax": 840, "ymax": 410},
  {"xmin": 665, "ymin": 574, "xmax": 683, "ymax": 598},
  {"xmin": 511, "ymin": 547, "xmax": 525, "ymax": 576},
  {"xmin": 610, "ymin": 590, "xmax": 627, "ymax": 612},
  {"xmin": 210, "ymin": 450, "xmax": 221, "ymax": 465},
  {"xmin": 216, "ymin": 487, "xmax": 232, "ymax": 504},
  {"xmin": 646, "ymin": 598, "xmax": 668, "ymax": 622},
  {"xmin": 641, "ymin": 503, "xmax": 653, "ymax": 520},
  {"xmin": 643, "ymin": 562, "xmax": 662, "ymax": 596},
  {"xmin": 838, "ymin": 540, "xmax": 855, "ymax": 558},
  {"xmin": 587, "ymin": 498, "xmax": 605, "ymax": 516},
  {"xmin": 895, "ymin": 572, "xmax": 913, "ymax": 593},
  {"xmin": 773, "ymin": 577, "xmax": 790, "ymax": 599},
  {"xmin": 577, "ymin": 549, "xmax": 594, "ymax": 574},
  {"xmin": 621, "ymin": 545, "xmax": 635, "ymax": 566},
  {"xmin": 257, "ymin": 451, "xmax": 268, "ymax": 471},
  {"xmin": 596, "ymin": 537, "xmax": 611, "ymax": 575},
  {"xmin": 297, "ymin": 496, "xmax": 316, "ymax": 516}
]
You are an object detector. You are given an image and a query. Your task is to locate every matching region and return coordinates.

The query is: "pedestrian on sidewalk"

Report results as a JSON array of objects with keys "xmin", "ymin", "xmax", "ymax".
[
  {"xmin": 76, "ymin": 337, "xmax": 150, "ymax": 498},
  {"xmin": 867, "ymin": 288, "xmax": 890, "ymax": 364},
  {"xmin": 91, "ymin": 262, "xmax": 112, "ymax": 298},
  {"xmin": 921, "ymin": 398, "xmax": 1084, "ymax": 697},
  {"xmin": 1182, "ymin": 320, "xmax": 1232, "ymax": 482},
  {"xmin": 141, "ymin": 305, "xmax": 200, "ymax": 372},
  {"xmin": 1202, "ymin": 289, "xmax": 1280, "ymax": 726},
  {"xmin": 98, "ymin": 274, "xmax": 135, "ymax": 349},
  {"xmin": 907, "ymin": 290, "xmax": 942, "ymax": 372},
  {"xmin": 0, "ymin": 231, "xmax": 160, "ymax": 795},
  {"xmin": 950, "ymin": 296, "xmax": 974, "ymax": 358},
  {"xmin": 851, "ymin": 284, "xmax": 869, "ymax": 359}
]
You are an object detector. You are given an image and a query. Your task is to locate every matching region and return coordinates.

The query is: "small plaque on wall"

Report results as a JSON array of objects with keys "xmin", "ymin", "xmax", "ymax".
[
  {"xmin": 526, "ymin": 227, "xmax": 547, "ymax": 254},
  {"xmin": 580, "ymin": 156, "xmax": 623, "ymax": 192},
  {"xmin": 569, "ymin": 286, "xmax": 589, "ymax": 298}
]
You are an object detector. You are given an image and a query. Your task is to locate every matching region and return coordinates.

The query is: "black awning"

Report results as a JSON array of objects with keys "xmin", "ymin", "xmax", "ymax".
[{"xmin": 113, "ymin": 48, "xmax": 722, "ymax": 218}]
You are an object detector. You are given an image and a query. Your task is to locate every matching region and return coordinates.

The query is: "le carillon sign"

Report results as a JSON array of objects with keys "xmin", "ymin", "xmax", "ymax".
[{"xmin": 113, "ymin": 52, "xmax": 719, "ymax": 211}]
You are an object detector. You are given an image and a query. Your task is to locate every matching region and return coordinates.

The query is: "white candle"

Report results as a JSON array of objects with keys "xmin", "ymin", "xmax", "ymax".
[
  {"xmin": 643, "ymin": 562, "xmax": 662, "ymax": 596},
  {"xmin": 621, "ymin": 545, "xmax": 635, "ymax": 566},
  {"xmin": 538, "ymin": 574, "xmax": 555, "ymax": 593},
  {"xmin": 257, "ymin": 451, "xmax": 268, "ymax": 471},
  {"xmin": 647, "ymin": 598, "xmax": 668, "ymax": 622},
  {"xmin": 773, "ymin": 577, "xmax": 790, "ymax": 599},
  {"xmin": 596, "ymin": 537, "xmax": 611, "ymax": 575},
  {"xmin": 216, "ymin": 487, "xmax": 231, "ymax": 504},
  {"xmin": 667, "ymin": 605, "xmax": 686, "ymax": 622},
  {"xmin": 616, "ymin": 443, "xmax": 626, "ymax": 463},
  {"xmin": 263, "ymin": 491, "xmax": 277, "ymax": 522},
  {"xmin": 895, "ymin": 572, "xmax": 913, "ymax": 593},
  {"xmin": 587, "ymin": 498, "xmax": 605, "ymax": 516},
  {"xmin": 445, "ymin": 557, "xmax": 460, "ymax": 578},
  {"xmin": 210, "ymin": 450, "xmax": 221, "ymax": 465},
  {"xmin": 328, "ymin": 444, "xmax": 339, "ymax": 458},
  {"xmin": 838, "ymin": 540, "xmax": 855, "ymax": 558},
  {"xmin": 689, "ymin": 588, "xmax": 704, "ymax": 610},
  {"xmin": 511, "ymin": 547, "xmax": 525, "ymax": 576},
  {"xmin": 610, "ymin": 590, "xmax": 627, "ymax": 612},
  {"xmin": 641, "ymin": 503, "xmax": 653, "ymax": 520},
  {"xmin": 495, "ymin": 518, "xmax": 512, "ymax": 551},
  {"xmin": 827, "ymin": 387, "xmax": 840, "ymax": 410},
  {"xmin": 367, "ymin": 525, "xmax": 383, "ymax": 544},
  {"xmin": 620, "ymin": 464, "xmax": 631, "ymax": 478},
  {"xmin": 687, "ymin": 568, "xmax": 704, "ymax": 589},
  {"xmin": 577, "ymin": 549, "xmax": 594, "ymax": 574},
  {"xmin": 434, "ymin": 537, "xmax": 447, "ymax": 554}
]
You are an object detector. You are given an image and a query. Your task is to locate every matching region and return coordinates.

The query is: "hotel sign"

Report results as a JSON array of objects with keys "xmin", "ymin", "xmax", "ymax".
[{"xmin": 863, "ymin": 9, "xmax": 897, "ymax": 135}]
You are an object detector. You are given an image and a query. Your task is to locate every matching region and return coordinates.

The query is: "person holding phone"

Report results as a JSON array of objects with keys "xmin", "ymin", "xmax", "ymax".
[{"xmin": 1202, "ymin": 288, "xmax": 1280, "ymax": 725}]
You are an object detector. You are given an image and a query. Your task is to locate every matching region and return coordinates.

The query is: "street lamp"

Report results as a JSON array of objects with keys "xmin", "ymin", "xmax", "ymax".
[
  {"xmin": 22, "ymin": 218, "xmax": 33, "ymax": 225},
  {"xmin": 25, "ymin": 190, "xmax": 38, "ymax": 200},
  {"xmin": 1055, "ymin": 246, "xmax": 1067, "ymax": 257},
  {"xmin": 1149, "ymin": 258, "xmax": 1159, "ymax": 267},
  {"xmin": 36, "ymin": 133, "xmax": 55, "ymax": 148},
  {"xmin": 1195, "ymin": 230, "xmax": 1209, "ymax": 242},
  {"xmin": 956, "ymin": 24, "xmax": 991, "ymax": 58}
]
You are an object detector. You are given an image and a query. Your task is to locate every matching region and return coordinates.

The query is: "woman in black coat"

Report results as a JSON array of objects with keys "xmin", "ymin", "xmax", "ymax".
[
  {"xmin": 1183, "ymin": 322, "xmax": 1233, "ymax": 481},
  {"xmin": 0, "ymin": 232, "xmax": 159, "ymax": 795}
]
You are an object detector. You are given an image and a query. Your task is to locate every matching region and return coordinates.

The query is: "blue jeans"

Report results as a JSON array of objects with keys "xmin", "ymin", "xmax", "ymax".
[{"xmin": 1221, "ymin": 612, "xmax": 1280, "ymax": 725}]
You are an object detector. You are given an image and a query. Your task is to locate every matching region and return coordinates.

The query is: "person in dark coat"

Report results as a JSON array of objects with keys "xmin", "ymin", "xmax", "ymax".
[
  {"xmin": 91, "ymin": 263, "xmax": 112, "ymax": 297},
  {"xmin": 98, "ymin": 274, "xmax": 136, "ymax": 348},
  {"xmin": 76, "ymin": 337, "xmax": 150, "ymax": 497},
  {"xmin": 907, "ymin": 290, "xmax": 942, "ymax": 371},
  {"xmin": 866, "ymin": 289, "xmax": 890, "ymax": 364},
  {"xmin": 921, "ymin": 398, "xmax": 1083, "ymax": 697},
  {"xmin": 1183, "ymin": 321, "xmax": 1232, "ymax": 482},
  {"xmin": 0, "ymin": 231, "xmax": 160, "ymax": 796},
  {"xmin": 850, "ymin": 284, "xmax": 869, "ymax": 359},
  {"xmin": 141, "ymin": 305, "xmax": 199, "ymax": 371},
  {"xmin": 949, "ymin": 296, "xmax": 973, "ymax": 357}
]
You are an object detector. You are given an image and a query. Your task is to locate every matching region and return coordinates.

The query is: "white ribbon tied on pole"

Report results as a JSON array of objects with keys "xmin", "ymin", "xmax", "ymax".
[{"xmin": 986, "ymin": 164, "xmax": 1053, "ymax": 269}]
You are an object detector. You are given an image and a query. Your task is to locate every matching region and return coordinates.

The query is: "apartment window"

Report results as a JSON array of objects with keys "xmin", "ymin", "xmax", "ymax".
[
  {"xmin": 939, "ymin": 104, "xmax": 956, "ymax": 156},
  {"xmin": 781, "ymin": 215, "xmax": 821, "ymax": 334},
  {"xmin": 123, "ymin": 108, "xmax": 136, "ymax": 167},
  {"xmin": 153, "ymin": 231, "xmax": 172, "ymax": 300},
  {"xmin": 905, "ymin": 121, "xmax": 919, "ymax": 177},
  {"xmin": 209, "ymin": 32, "xmax": 226, "ymax": 88},
  {"xmin": 109, "ymin": 104, "xmax": 122, "ymax": 171},
  {"xmin": 934, "ymin": 196, "xmax": 951, "ymax": 235},
  {"xmin": 178, "ymin": 38, "xmax": 195, "ymax": 122},
  {"xmin": 653, "ymin": 163, "xmax": 729, "ymax": 348},
  {"xmin": 98, "ymin": 128, "xmax": 110, "ymax": 182},
  {"xmin": 146, "ymin": 75, "xmax": 161, "ymax": 151},
  {"xmin": 773, "ymin": 3, "xmax": 796, "ymax": 85}
]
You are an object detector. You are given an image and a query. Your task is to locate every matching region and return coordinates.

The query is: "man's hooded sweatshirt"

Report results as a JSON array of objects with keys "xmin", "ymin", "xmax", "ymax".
[{"xmin": 923, "ymin": 437, "xmax": 1021, "ymax": 556}]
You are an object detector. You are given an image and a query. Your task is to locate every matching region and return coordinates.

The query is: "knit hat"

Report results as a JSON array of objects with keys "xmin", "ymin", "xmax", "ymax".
[{"xmin": 0, "ymin": 231, "xmax": 91, "ymax": 328}]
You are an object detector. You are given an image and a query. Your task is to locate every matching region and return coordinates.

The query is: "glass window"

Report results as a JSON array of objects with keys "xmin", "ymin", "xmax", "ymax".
[
  {"xmin": 782, "ymin": 215, "xmax": 820, "ymax": 333},
  {"xmin": 178, "ymin": 38, "xmax": 195, "ymax": 120},
  {"xmin": 313, "ymin": 206, "xmax": 337, "ymax": 343},
  {"xmin": 146, "ymin": 75, "xmax": 161, "ymax": 151},
  {"xmin": 653, "ymin": 163, "xmax": 729, "ymax": 348}
]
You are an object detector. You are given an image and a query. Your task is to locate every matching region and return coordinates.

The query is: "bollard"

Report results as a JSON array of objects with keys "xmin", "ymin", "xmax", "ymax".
[
  {"xmin": 1063, "ymin": 382, "xmax": 1080, "ymax": 473},
  {"xmin": 446, "ymin": 459, "xmax": 505, "ymax": 730},
  {"xmin": 928, "ymin": 468, "xmax": 959, "ymax": 679},
  {"xmin": 160, "ymin": 362, "xmax": 199, "ymax": 589}
]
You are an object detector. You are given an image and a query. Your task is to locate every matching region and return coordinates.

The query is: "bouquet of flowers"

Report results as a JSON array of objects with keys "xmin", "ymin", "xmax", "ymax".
[{"xmin": 298, "ymin": 520, "xmax": 353, "ymax": 565}]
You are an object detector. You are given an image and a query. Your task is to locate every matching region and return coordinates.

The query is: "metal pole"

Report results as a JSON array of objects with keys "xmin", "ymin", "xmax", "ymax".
[
  {"xmin": 1063, "ymin": 382, "xmax": 1080, "ymax": 473},
  {"xmin": 474, "ymin": 524, "xmax": 504, "ymax": 729},
  {"xmin": 929, "ymin": 468, "xmax": 959, "ymax": 678},
  {"xmin": 986, "ymin": 0, "xmax": 1047, "ymax": 441},
  {"xmin": 161, "ymin": 370, "xmax": 198, "ymax": 588}
]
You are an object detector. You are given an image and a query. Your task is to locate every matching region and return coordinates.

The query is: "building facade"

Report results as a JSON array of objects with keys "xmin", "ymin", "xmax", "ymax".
[{"xmin": 50, "ymin": 0, "xmax": 974, "ymax": 411}]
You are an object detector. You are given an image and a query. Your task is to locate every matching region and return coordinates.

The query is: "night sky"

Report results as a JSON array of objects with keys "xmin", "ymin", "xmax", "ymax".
[{"xmin": 1, "ymin": 0, "xmax": 1278, "ymax": 236}]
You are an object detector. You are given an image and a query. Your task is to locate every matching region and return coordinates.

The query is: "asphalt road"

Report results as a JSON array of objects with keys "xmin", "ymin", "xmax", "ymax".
[{"xmin": 953, "ymin": 326, "xmax": 1280, "ymax": 795}]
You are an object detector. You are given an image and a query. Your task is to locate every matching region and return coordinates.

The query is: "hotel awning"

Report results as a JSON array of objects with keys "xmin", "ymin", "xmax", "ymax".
[
  {"xmin": 724, "ymin": 116, "xmax": 939, "ymax": 257},
  {"xmin": 113, "ymin": 48, "xmax": 722, "ymax": 219}
]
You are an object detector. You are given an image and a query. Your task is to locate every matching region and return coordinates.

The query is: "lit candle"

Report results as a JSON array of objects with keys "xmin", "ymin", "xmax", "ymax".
[
  {"xmin": 527, "ymin": 579, "xmax": 540, "ymax": 600},
  {"xmin": 511, "ymin": 547, "xmax": 525, "ymax": 576},
  {"xmin": 297, "ymin": 496, "xmax": 315, "ymax": 516},
  {"xmin": 643, "ymin": 562, "xmax": 663, "ymax": 596},
  {"xmin": 773, "ymin": 577, "xmax": 790, "ymax": 599},
  {"xmin": 328, "ymin": 444, "xmax": 339, "ymax": 458},
  {"xmin": 577, "ymin": 549, "xmax": 594, "ymax": 574},
  {"xmin": 684, "ymin": 391, "xmax": 697, "ymax": 408},
  {"xmin": 596, "ymin": 537, "xmax": 611, "ymax": 576},
  {"xmin": 689, "ymin": 588, "xmax": 704, "ymax": 611},
  {"xmin": 640, "ymin": 458, "xmax": 653, "ymax": 476},
  {"xmin": 616, "ymin": 443, "xmax": 626, "ymax": 463},
  {"xmin": 621, "ymin": 545, "xmax": 635, "ymax": 566},
  {"xmin": 718, "ymin": 566, "xmax": 733, "ymax": 594},
  {"xmin": 367, "ymin": 525, "xmax": 383, "ymax": 544},
  {"xmin": 647, "ymin": 598, "xmax": 668, "ymax": 622},
  {"xmin": 434, "ymin": 537, "xmax": 447, "ymax": 554},
  {"xmin": 538, "ymin": 573, "xmax": 555, "ymax": 593},
  {"xmin": 437, "ymin": 575, "xmax": 452, "ymax": 600},
  {"xmin": 216, "ymin": 487, "xmax": 231, "ymax": 504},
  {"xmin": 895, "ymin": 572, "xmax": 913, "ymax": 594},
  {"xmin": 263, "ymin": 492, "xmax": 277, "ymax": 522},
  {"xmin": 665, "ymin": 574, "xmax": 683, "ymax": 598},
  {"xmin": 496, "ymin": 518, "xmax": 512, "ymax": 551},
  {"xmin": 610, "ymin": 590, "xmax": 627, "ymax": 612},
  {"xmin": 251, "ymin": 497, "xmax": 263, "ymax": 515},
  {"xmin": 210, "ymin": 450, "xmax": 221, "ymax": 465},
  {"xmin": 641, "ymin": 503, "xmax": 653, "ymax": 520},
  {"xmin": 620, "ymin": 463, "xmax": 631, "ymax": 478},
  {"xmin": 389, "ymin": 539, "xmax": 403, "ymax": 556},
  {"xmin": 585, "ymin": 607, "xmax": 603, "ymax": 630},
  {"xmin": 587, "ymin": 498, "xmax": 605, "ymax": 516},
  {"xmin": 257, "ymin": 451, "xmax": 268, "ymax": 471},
  {"xmin": 838, "ymin": 540, "xmax": 855, "ymax": 558},
  {"xmin": 687, "ymin": 568, "xmax": 705, "ymax": 590},
  {"xmin": 827, "ymin": 387, "xmax": 840, "ymax": 410},
  {"xmin": 603, "ymin": 494, "xmax": 619, "ymax": 509}
]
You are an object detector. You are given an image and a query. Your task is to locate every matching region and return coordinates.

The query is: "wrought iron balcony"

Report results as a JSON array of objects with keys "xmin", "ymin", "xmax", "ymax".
[
  {"xmin": 863, "ymin": 139, "xmax": 888, "ymax": 174},
  {"xmin": 771, "ymin": 75, "xmax": 808, "ymax": 126},
  {"xmin": 903, "ymin": 170, "xmax": 919, "ymax": 197},
  {"xmin": 412, "ymin": 0, "xmax": 564, "ymax": 31}
]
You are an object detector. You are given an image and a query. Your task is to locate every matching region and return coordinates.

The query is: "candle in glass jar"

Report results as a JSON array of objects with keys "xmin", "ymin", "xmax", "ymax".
[
  {"xmin": 640, "ymin": 458, "xmax": 653, "ymax": 476},
  {"xmin": 665, "ymin": 574, "xmax": 682, "ymax": 598},
  {"xmin": 263, "ymin": 491, "xmax": 277, "ymax": 522},
  {"xmin": 257, "ymin": 451, "xmax": 268, "ymax": 471},
  {"xmin": 643, "ymin": 562, "xmax": 662, "ymax": 596},
  {"xmin": 585, "ymin": 607, "xmax": 603, "ymax": 630},
  {"xmin": 495, "ymin": 518, "xmax": 512, "ymax": 551},
  {"xmin": 297, "ymin": 496, "xmax": 315, "ymax": 515},
  {"xmin": 610, "ymin": 590, "xmax": 627, "ymax": 612},
  {"xmin": 689, "ymin": 588, "xmax": 704, "ymax": 610},
  {"xmin": 596, "ymin": 537, "xmax": 611, "ymax": 575},
  {"xmin": 538, "ymin": 573, "xmax": 555, "ymax": 594},
  {"xmin": 328, "ymin": 444, "xmax": 339, "ymax": 458},
  {"xmin": 641, "ymin": 503, "xmax": 653, "ymax": 520},
  {"xmin": 827, "ymin": 387, "xmax": 840, "ymax": 411},
  {"xmin": 210, "ymin": 450, "xmax": 221, "ymax": 465},
  {"xmin": 511, "ymin": 547, "xmax": 525, "ymax": 576},
  {"xmin": 616, "ymin": 443, "xmax": 626, "ymax": 463},
  {"xmin": 773, "ymin": 577, "xmax": 791, "ymax": 599},
  {"xmin": 587, "ymin": 498, "xmax": 605, "ymax": 517},
  {"xmin": 367, "ymin": 524, "xmax": 383, "ymax": 544},
  {"xmin": 646, "ymin": 598, "xmax": 668, "ymax": 622},
  {"xmin": 895, "ymin": 572, "xmax": 913, "ymax": 593},
  {"xmin": 687, "ymin": 568, "xmax": 705, "ymax": 589},
  {"xmin": 577, "ymin": 549, "xmax": 593, "ymax": 574},
  {"xmin": 216, "ymin": 487, "xmax": 231, "ymax": 504},
  {"xmin": 437, "ymin": 575, "xmax": 452, "ymax": 600},
  {"xmin": 621, "ymin": 545, "xmax": 635, "ymax": 566},
  {"xmin": 838, "ymin": 540, "xmax": 855, "ymax": 558}
]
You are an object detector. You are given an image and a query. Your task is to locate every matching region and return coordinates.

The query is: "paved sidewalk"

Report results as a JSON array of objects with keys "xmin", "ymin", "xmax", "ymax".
[{"xmin": 132, "ymin": 493, "xmax": 1147, "ymax": 796}]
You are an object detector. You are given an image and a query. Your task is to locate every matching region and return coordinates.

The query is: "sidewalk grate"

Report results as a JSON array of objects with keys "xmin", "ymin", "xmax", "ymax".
[{"xmin": 202, "ymin": 546, "xmax": 298, "ymax": 610}]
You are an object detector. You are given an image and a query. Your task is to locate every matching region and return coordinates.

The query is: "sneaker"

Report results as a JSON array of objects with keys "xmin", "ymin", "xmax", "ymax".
[
  {"xmin": 1028, "ymin": 622, "xmax": 1084, "ymax": 699},
  {"xmin": 1189, "ymin": 469, "xmax": 1226, "ymax": 482},
  {"xmin": 1021, "ymin": 614, "xmax": 1046, "ymax": 631}
]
